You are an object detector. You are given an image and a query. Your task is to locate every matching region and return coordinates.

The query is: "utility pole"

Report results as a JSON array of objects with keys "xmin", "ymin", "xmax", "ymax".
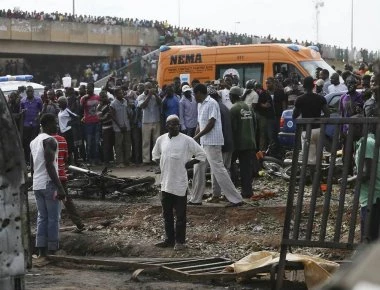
[
  {"xmin": 178, "ymin": 0, "xmax": 181, "ymax": 27},
  {"xmin": 72, "ymin": 0, "xmax": 75, "ymax": 16},
  {"xmin": 315, "ymin": 0, "xmax": 324, "ymax": 43},
  {"xmin": 234, "ymin": 21, "xmax": 240, "ymax": 34},
  {"xmin": 351, "ymin": 0, "xmax": 354, "ymax": 51}
]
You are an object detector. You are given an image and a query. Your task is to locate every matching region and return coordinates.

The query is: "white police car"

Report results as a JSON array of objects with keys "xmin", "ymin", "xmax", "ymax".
[{"xmin": 0, "ymin": 75, "xmax": 44, "ymax": 100}]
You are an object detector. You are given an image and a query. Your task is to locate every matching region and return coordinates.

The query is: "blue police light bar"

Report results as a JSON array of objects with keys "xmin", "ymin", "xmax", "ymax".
[
  {"xmin": 159, "ymin": 45, "xmax": 171, "ymax": 52},
  {"xmin": 308, "ymin": 45, "xmax": 320, "ymax": 52},
  {"xmin": 0, "ymin": 75, "xmax": 34, "ymax": 82},
  {"xmin": 287, "ymin": 44, "xmax": 300, "ymax": 52}
]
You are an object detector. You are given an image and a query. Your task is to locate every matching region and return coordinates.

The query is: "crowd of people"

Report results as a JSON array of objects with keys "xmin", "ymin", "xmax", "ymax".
[
  {"xmin": 21, "ymin": 61, "xmax": 380, "ymax": 254},
  {"xmin": 4, "ymin": 7, "xmax": 380, "ymax": 253},
  {"xmin": 8, "ymin": 61, "xmax": 376, "ymax": 175}
]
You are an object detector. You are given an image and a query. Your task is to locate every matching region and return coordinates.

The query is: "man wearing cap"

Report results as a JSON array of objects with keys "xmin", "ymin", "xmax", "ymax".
[
  {"xmin": 218, "ymin": 80, "xmax": 233, "ymax": 109},
  {"xmin": 152, "ymin": 115, "xmax": 206, "ymax": 250},
  {"xmin": 189, "ymin": 84, "xmax": 244, "ymax": 207},
  {"xmin": 206, "ymin": 86, "xmax": 234, "ymax": 203},
  {"xmin": 315, "ymin": 79, "xmax": 325, "ymax": 96},
  {"xmin": 179, "ymin": 85, "xmax": 198, "ymax": 137},
  {"xmin": 229, "ymin": 86, "xmax": 256, "ymax": 198}
]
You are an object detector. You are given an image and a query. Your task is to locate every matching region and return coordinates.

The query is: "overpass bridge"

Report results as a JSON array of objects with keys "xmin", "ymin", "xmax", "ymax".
[{"xmin": 0, "ymin": 18, "xmax": 160, "ymax": 57}]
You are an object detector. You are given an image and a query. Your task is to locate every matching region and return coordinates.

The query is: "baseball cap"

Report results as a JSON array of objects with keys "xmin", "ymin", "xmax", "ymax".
[
  {"xmin": 229, "ymin": 86, "xmax": 242, "ymax": 96},
  {"xmin": 182, "ymin": 85, "xmax": 192, "ymax": 93},
  {"xmin": 316, "ymin": 79, "xmax": 324, "ymax": 86}
]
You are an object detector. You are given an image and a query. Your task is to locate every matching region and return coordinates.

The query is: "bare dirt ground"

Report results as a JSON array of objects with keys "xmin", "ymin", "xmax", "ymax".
[{"xmin": 25, "ymin": 165, "xmax": 355, "ymax": 290}]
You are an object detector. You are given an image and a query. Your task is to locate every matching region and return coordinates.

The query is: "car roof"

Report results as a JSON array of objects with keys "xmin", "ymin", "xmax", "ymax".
[{"xmin": 0, "ymin": 81, "xmax": 45, "ymax": 93}]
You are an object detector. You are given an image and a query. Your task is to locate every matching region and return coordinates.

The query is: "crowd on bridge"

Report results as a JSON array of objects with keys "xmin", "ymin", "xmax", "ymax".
[{"xmin": 1, "ymin": 8, "xmax": 379, "ymax": 64}]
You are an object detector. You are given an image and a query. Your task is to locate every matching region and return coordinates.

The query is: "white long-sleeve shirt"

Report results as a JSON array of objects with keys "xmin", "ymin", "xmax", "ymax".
[
  {"xmin": 328, "ymin": 83, "xmax": 348, "ymax": 94},
  {"xmin": 152, "ymin": 133, "xmax": 206, "ymax": 196}
]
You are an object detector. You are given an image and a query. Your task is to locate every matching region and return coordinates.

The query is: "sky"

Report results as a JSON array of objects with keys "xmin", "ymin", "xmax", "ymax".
[{"xmin": 2, "ymin": 0, "xmax": 379, "ymax": 51}]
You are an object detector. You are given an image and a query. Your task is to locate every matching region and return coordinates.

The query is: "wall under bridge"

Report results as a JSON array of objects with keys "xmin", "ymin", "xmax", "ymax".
[{"xmin": 0, "ymin": 18, "xmax": 160, "ymax": 57}]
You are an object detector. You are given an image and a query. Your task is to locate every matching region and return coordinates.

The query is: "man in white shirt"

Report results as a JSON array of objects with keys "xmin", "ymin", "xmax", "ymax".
[
  {"xmin": 319, "ymin": 69, "xmax": 331, "ymax": 95},
  {"xmin": 58, "ymin": 96, "xmax": 78, "ymax": 164},
  {"xmin": 152, "ymin": 115, "xmax": 206, "ymax": 250},
  {"xmin": 328, "ymin": 73, "xmax": 348, "ymax": 94},
  {"xmin": 30, "ymin": 113, "xmax": 66, "ymax": 259},
  {"xmin": 218, "ymin": 81, "xmax": 233, "ymax": 109},
  {"xmin": 189, "ymin": 84, "xmax": 244, "ymax": 207},
  {"xmin": 242, "ymin": 79, "xmax": 259, "ymax": 109}
]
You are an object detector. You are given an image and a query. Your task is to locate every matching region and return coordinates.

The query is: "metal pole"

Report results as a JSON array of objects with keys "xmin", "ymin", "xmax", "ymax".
[
  {"xmin": 351, "ymin": 0, "xmax": 354, "ymax": 51},
  {"xmin": 178, "ymin": 0, "xmax": 180, "ymax": 27},
  {"xmin": 316, "ymin": 9, "xmax": 319, "ymax": 43},
  {"xmin": 234, "ymin": 21, "xmax": 240, "ymax": 34},
  {"xmin": 314, "ymin": 1, "xmax": 324, "ymax": 44},
  {"xmin": 72, "ymin": 0, "xmax": 75, "ymax": 16}
]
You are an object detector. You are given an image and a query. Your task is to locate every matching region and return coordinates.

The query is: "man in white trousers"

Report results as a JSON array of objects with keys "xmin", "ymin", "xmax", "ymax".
[{"xmin": 188, "ymin": 84, "xmax": 244, "ymax": 207}]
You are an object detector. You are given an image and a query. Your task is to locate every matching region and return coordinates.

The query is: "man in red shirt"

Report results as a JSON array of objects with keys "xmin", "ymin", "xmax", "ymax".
[
  {"xmin": 52, "ymin": 133, "xmax": 85, "ymax": 233},
  {"xmin": 80, "ymin": 83, "xmax": 101, "ymax": 166}
]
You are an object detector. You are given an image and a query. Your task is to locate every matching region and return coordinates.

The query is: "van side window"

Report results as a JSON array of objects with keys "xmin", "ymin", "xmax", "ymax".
[
  {"xmin": 216, "ymin": 63, "xmax": 264, "ymax": 87},
  {"xmin": 273, "ymin": 63, "xmax": 303, "ymax": 81}
]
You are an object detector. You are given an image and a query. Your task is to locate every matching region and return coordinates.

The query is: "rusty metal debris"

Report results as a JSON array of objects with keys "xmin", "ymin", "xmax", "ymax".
[{"xmin": 67, "ymin": 165, "xmax": 156, "ymax": 199}]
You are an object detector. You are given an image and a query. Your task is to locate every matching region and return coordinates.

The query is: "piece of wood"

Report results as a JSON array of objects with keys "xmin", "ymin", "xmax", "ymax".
[
  {"xmin": 160, "ymin": 266, "xmax": 237, "ymax": 282},
  {"xmin": 47, "ymin": 255, "xmax": 197, "ymax": 271},
  {"xmin": 186, "ymin": 265, "xmax": 231, "ymax": 274},
  {"xmin": 174, "ymin": 260, "xmax": 233, "ymax": 271},
  {"xmin": 159, "ymin": 257, "xmax": 227, "ymax": 268},
  {"xmin": 47, "ymin": 255, "xmax": 159, "ymax": 270}
]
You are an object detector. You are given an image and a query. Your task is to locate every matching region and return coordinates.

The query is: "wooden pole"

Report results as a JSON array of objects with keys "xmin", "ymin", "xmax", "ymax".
[{"xmin": 0, "ymin": 92, "xmax": 26, "ymax": 289}]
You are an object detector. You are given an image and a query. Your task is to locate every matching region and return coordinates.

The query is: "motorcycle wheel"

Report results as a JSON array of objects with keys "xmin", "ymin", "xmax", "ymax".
[
  {"xmin": 261, "ymin": 156, "xmax": 284, "ymax": 177},
  {"xmin": 281, "ymin": 164, "xmax": 302, "ymax": 181}
]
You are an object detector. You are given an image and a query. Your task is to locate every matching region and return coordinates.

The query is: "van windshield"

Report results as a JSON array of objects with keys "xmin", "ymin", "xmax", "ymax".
[{"xmin": 299, "ymin": 60, "xmax": 336, "ymax": 79}]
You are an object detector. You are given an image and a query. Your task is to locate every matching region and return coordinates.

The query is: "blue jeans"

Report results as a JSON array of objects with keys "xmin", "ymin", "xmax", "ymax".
[
  {"xmin": 34, "ymin": 181, "xmax": 61, "ymax": 251},
  {"xmin": 84, "ymin": 123, "xmax": 100, "ymax": 162}
]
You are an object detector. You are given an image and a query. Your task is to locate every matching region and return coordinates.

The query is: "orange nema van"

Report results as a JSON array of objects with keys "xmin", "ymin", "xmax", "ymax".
[{"xmin": 157, "ymin": 43, "xmax": 336, "ymax": 88}]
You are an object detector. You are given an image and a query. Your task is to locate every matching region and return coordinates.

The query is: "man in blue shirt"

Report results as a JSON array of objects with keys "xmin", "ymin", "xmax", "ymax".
[
  {"xmin": 162, "ymin": 85, "xmax": 180, "ymax": 123},
  {"xmin": 20, "ymin": 86, "xmax": 43, "ymax": 164},
  {"xmin": 179, "ymin": 85, "xmax": 197, "ymax": 137}
]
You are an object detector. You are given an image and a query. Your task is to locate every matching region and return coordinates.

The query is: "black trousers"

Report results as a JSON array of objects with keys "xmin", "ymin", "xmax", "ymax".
[
  {"xmin": 62, "ymin": 129, "xmax": 77, "ymax": 164},
  {"xmin": 102, "ymin": 127, "xmax": 114, "ymax": 164},
  {"xmin": 360, "ymin": 198, "xmax": 380, "ymax": 243},
  {"xmin": 62, "ymin": 181, "xmax": 84, "ymax": 229},
  {"xmin": 131, "ymin": 127, "xmax": 142, "ymax": 164},
  {"xmin": 161, "ymin": 191, "xmax": 187, "ymax": 244},
  {"xmin": 232, "ymin": 150, "xmax": 254, "ymax": 198}
]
